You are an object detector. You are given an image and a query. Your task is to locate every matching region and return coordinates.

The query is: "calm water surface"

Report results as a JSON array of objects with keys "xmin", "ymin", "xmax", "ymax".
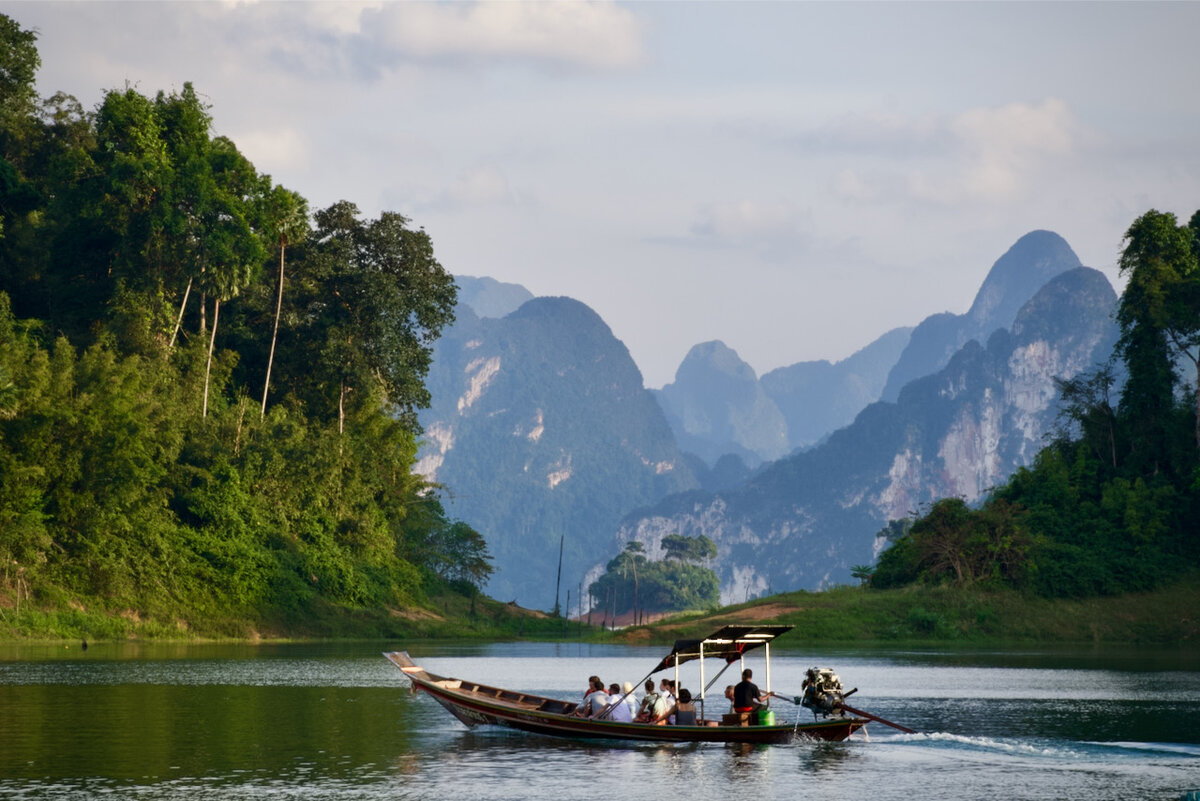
[{"xmin": 1, "ymin": 641, "xmax": 1198, "ymax": 800}]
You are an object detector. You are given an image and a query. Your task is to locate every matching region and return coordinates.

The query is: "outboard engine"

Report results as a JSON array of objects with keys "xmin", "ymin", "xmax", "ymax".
[{"xmin": 801, "ymin": 667, "xmax": 847, "ymax": 717}]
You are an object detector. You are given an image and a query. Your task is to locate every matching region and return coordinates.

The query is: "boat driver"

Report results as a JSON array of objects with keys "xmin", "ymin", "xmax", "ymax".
[{"xmin": 732, "ymin": 668, "xmax": 768, "ymax": 713}]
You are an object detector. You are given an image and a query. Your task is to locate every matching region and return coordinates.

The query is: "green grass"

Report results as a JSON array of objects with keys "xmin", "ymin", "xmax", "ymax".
[
  {"xmin": 611, "ymin": 573, "xmax": 1200, "ymax": 647},
  {"xmin": 0, "ymin": 586, "xmax": 587, "ymax": 643},
  {"xmin": 5, "ymin": 572, "xmax": 1198, "ymax": 646}
]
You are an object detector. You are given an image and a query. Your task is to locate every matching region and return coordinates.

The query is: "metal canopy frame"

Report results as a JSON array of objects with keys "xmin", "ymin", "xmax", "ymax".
[{"xmin": 652, "ymin": 625, "xmax": 794, "ymax": 716}]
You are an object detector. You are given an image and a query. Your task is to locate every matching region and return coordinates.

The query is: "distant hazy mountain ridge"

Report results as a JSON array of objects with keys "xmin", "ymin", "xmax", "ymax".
[
  {"xmin": 654, "ymin": 328, "xmax": 916, "ymax": 465},
  {"xmin": 614, "ymin": 265, "xmax": 1118, "ymax": 603},
  {"xmin": 454, "ymin": 275, "xmax": 534, "ymax": 319},
  {"xmin": 654, "ymin": 341, "xmax": 789, "ymax": 465},
  {"xmin": 881, "ymin": 230, "xmax": 1082, "ymax": 401},
  {"xmin": 423, "ymin": 233, "xmax": 1116, "ymax": 610},
  {"xmin": 761, "ymin": 326, "xmax": 913, "ymax": 450}
]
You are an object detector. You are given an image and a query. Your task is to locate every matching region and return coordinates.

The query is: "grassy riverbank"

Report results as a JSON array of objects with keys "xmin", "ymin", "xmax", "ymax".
[
  {"xmin": 616, "ymin": 572, "xmax": 1200, "ymax": 647},
  {"xmin": 0, "ymin": 587, "xmax": 573, "ymax": 643},
  {"xmin": 4, "ymin": 573, "xmax": 1198, "ymax": 646}
]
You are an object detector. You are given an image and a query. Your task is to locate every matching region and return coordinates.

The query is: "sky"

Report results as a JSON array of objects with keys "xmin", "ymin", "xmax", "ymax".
[{"xmin": 7, "ymin": 1, "xmax": 1200, "ymax": 388}]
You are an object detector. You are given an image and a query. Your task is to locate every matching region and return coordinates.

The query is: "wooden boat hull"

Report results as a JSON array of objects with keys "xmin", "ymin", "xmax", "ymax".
[{"xmin": 385, "ymin": 651, "xmax": 865, "ymax": 745}]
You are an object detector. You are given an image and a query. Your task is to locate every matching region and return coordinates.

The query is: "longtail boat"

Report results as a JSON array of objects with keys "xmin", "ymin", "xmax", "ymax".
[{"xmin": 384, "ymin": 624, "xmax": 872, "ymax": 744}]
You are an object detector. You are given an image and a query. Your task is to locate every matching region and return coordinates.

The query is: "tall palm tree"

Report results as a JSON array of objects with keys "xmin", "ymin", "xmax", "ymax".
[
  {"xmin": 260, "ymin": 186, "xmax": 308, "ymax": 419},
  {"xmin": 200, "ymin": 138, "xmax": 265, "ymax": 418}
]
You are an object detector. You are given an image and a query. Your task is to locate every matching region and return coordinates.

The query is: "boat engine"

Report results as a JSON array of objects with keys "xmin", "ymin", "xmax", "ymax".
[{"xmin": 801, "ymin": 667, "xmax": 847, "ymax": 717}]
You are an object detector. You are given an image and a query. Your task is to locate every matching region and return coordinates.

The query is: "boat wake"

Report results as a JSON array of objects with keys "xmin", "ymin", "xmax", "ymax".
[
  {"xmin": 888, "ymin": 732, "xmax": 1200, "ymax": 762},
  {"xmin": 889, "ymin": 731, "xmax": 1079, "ymax": 758},
  {"xmin": 1081, "ymin": 741, "xmax": 1200, "ymax": 759}
]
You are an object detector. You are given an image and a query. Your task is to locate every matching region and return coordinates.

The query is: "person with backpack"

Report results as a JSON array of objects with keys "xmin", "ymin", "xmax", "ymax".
[{"xmin": 635, "ymin": 679, "xmax": 660, "ymax": 722}]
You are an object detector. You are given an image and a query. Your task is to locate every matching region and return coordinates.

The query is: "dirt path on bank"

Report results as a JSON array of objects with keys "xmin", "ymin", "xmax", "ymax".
[{"xmin": 605, "ymin": 601, "xmax": 804, "ymax": 643}]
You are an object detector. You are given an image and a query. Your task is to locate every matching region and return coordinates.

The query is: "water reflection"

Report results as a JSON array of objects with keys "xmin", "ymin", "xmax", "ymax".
[
  {"xmin": 1, "ymin": 641, "xmax": 1197, "ymax": 801},
  {"xmin": 796, "ymin": 741, "xmax": 857, "ymax": 774}
]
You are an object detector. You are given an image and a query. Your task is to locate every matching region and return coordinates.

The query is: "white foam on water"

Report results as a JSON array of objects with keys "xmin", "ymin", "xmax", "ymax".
[
  {"xmin": 890, "ymin": 730, "xmax": 1079, "ymax": 758},
  {"xmin": 1083, "ymin": 741, "xmax": 1200, "ymax": 758}
]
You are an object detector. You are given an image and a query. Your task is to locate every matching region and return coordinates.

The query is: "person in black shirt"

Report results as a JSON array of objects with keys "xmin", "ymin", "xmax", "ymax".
[{"xmin": 732, "ymin": 668, "xmax": 767, "ymax": 712}]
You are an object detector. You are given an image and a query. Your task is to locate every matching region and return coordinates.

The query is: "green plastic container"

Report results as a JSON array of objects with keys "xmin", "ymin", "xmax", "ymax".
[{"xmin": 756, "ymin": 709, "xmax": 775, "ymax": 726}]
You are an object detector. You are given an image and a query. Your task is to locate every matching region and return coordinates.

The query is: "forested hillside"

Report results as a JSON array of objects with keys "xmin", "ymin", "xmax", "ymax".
[{"xmin": 0, "ymin": 16, "xmax": 487, "ymax": 637}]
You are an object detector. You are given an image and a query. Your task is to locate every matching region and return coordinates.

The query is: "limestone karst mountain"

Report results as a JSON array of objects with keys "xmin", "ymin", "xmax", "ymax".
[
  {"xmin": 613, "ymin": 266, "xmax": 1118, "ymax": 603},
  {"xmin": 880, "ymin": 230, "xmax": 1083, "ymax": 402},
  {"xmin": 422, "ymin": 233, "xmax": 1116, "ymax": 609},
  {"xmin": 416, "ymin": 297, "xmax": 698, "ymax": 608}
]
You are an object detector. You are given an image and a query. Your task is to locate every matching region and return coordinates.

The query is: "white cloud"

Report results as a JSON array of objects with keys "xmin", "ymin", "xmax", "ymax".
[
  {"xmin": 446, "ymin": 166, "xmax": 518, "ymax": 207},
  {"xmin": 936, "ymin": 98, "xmax": 1080, "ymax": 201},
  {"xmin": 673, "ymin": 199, "xmax": 813, "ymax": 263},
  {"xmin": 365, "ymin": 1, "xmax": 645, "ymax": 70},
  {"xmin": 820, "ymin": 99, "xmax": 1082, "ymax": 207},
  {"xmin": 229, "ymin": 127, "xmax": 311, "ymax": 175},
  {"xmin": 299, "ymin": 2, "xmax": 384, "ymax": 36},
  {"xmin": 691, "ymin": 200, "xmax": 807, "ymax": 243},
  {"xmin": 953, "ymin": 99, "xmax": 1075, "ymax": 159},
  {"xmin": 413, "ymin": 166, "xmax": 522, "ymax": 213}
]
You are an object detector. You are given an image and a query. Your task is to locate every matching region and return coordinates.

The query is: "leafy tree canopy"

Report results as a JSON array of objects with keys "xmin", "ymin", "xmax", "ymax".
[
  {"xmin": 0, "ymin": 15, "xmax": 481, "ymax": 635},
  {"xmin": 590, "ymin": 534, "xmax": 720, "ymax": 617}
]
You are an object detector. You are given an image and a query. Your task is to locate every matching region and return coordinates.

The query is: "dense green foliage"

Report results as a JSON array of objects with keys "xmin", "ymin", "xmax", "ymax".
[
  {"xmin": 874, "ymin": 209, "xmax": 1200, "ymax": 598},
  {"xmin": 589, "ymin": 536, "xmax": 720, "ymax": 620},
  {"xmin": 0, "ymin": 16, "xmax": 488, "ymax": 637}
]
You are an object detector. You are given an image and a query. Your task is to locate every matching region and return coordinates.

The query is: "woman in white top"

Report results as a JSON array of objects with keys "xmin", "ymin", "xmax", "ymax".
[{"xmin": 659, "ymin": 678, "xmax": 677, "ymax": 724}]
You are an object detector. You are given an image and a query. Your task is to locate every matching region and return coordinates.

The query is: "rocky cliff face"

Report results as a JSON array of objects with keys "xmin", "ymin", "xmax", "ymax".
[
  {"xmin": 614, "ymin": 267, "xmax": 1118, "ymax": 603},
  {"xmin": 881, "ymin": 230, "xmax": 1083, "ymax": 401},
  {"xmin": 416, "ymin": 297, "xmax": 698, "ymax": 608}
]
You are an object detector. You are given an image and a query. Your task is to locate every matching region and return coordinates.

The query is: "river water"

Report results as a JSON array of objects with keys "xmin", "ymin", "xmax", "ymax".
[{"xmin": 1, "ymin": 640, "xmax": 1197, "ymax": 800}]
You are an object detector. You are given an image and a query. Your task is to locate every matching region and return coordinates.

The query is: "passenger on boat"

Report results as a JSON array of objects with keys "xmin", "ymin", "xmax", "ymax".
[
  {"xmin": 635, "ymin": 680, "xmax": 660, "ymax": 722},
  {"xmin": 673, "ymin": 688, "xmax": 698, "ymax": 725},
  {"xmin": 621, "ymin": 681, "xmax": 639, "ymax": 719},
  {"xmin": 605, "ymin": 683, "xmax": 633, "ymax": 722},
  {"xmin": 724, "ymin": 684, "xmax": 736, "ymax": 712},
  {"xmin": 651, "ymin": 687, "xmax": 712, "ymax": 726},
  {"xmin": 732, "ymin": 669, "xmax": 768, "ymax": 713},
  {"xmin": 574, "ymin": 677, "xmax": 611, "ymax": 718},
  {"xmin": 659, "ymin": 678, "xmax": 677, "ymax": 724}
]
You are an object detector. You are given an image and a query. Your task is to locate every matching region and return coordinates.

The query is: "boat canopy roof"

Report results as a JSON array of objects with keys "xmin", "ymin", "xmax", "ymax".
[{"xmin": 652, "ymin": 624, "xmax": 794, "ymax": 672}]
